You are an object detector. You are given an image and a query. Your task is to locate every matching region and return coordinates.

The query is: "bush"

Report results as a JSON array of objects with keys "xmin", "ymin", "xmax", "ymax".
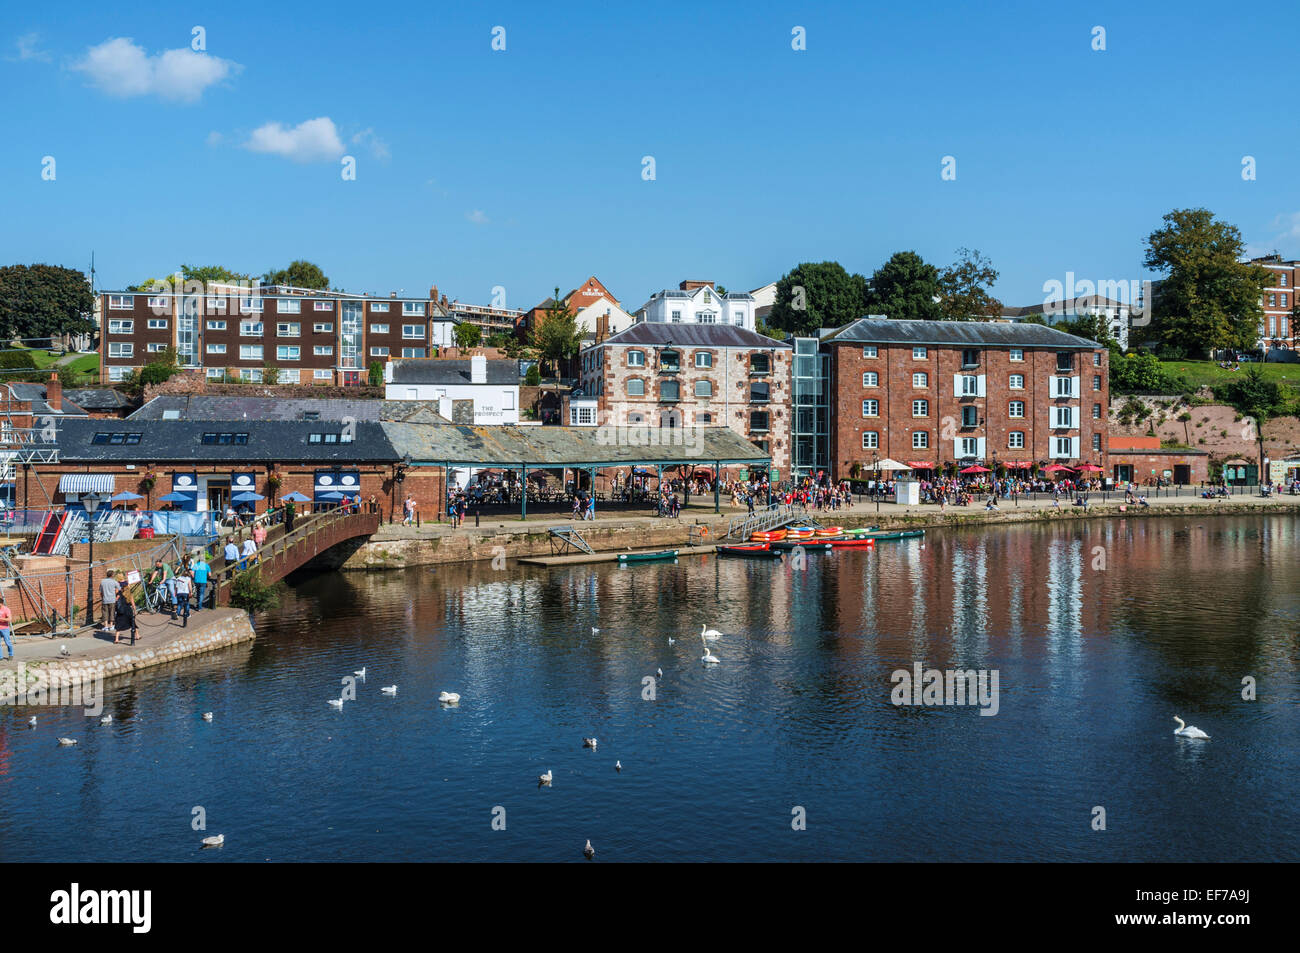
[
  {"xmin": 229, "ymin": 569, "xmax": 282, "ymax": 611},
  {"xmin": 524, "ymin": 365, "xmax": 540, "ymax": 386},
  {"xmin": 0, "ymin": 350, "xmax": 37, "ymax": 369},
  {"xmin": 139, "ymin": 362, "xmax": 179, "ymax": 386}
]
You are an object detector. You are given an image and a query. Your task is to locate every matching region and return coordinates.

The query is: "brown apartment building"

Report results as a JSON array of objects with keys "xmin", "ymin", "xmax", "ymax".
[
  {"xmin": 99, "ymin": 284, "xmax": 458, "ymax": 386},
  {"xmin": 1250, "ymin": 254, "xmax": 1297, "ymax": 352},
  {"xmin": 822, "ymin": 318, "xmax": 1109, "ymax": 479}
]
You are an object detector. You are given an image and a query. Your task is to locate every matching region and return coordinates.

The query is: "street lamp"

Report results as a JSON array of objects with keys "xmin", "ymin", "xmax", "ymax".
[
  {"xmin": 83, "ymin": 491, "xmax": 104, "ymax": 627},
  {"xmin": 872, "ymin": 450, "xmax": 880, "ymax": 515}
]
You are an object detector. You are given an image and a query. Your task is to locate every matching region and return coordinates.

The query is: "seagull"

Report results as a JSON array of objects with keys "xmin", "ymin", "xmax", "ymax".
[
  {"xmin": 59, "ymin": 645, "xmax": 70, "ymax": 657},
  {"xmin": 28, "ymin": 716, "xmax": 36, "ymax": 727},
  {"xmin": 202, "ymin": 712, "xmax": 213, "ymax": 721},
  {"xmin": 353, "ymin": 667, "xmax": 366, "ymax": 678},
  {"xmin": 328, "ymin": 698, "xmax": 344, "ymax": 709},
  {"xmin": 701, "ymin": 646, "xmax": 720, "ymax": 664},
  {"xmin": 1173, "ymin": 715, "xmax": 1210, "ymax": 740},
  {"xmin": 99, "ymin": 715, "xmax": 112, "ymax": 725},
  {"xmin": 57, "ymin": 737, "xmax": 77, "ymax": 746},
  {"xmin": 667, "ymin": 636, "xmax": 676, "ymax": 645},
  {"xmin": 591, "ymin": 627, "xmax": 600, "ymax": 634},
  {"xmin": 583, "ymin": 737, "xmax": 598, "ymax": 749},
  {"xmin": 657, "ymin": 668, "xmax": 663, "ymax": 679},
  {"xmin": 381, "ymin": 686, "xmax": 397, "ymax": 695},
  {"xmin": 538, "ymin": 769, "xmax": 553, "ymax": 786},
  {"xmin": 701, "ymin": 624, "xmax": 722, "ymax": 641},
  {"xmin": 583, "ymin": 839, "xmax": 595, "ymax": 860},
  {"xmin": 438, "ymin": 692, "xmax": 460, "ymax": 705},
  {"xmin": 201, "ymin": 834, "xmax": 224, "ymax": 848},
  {"xmin": 615, "ymin": 760, "xmax": 622, "ymax": 772}
]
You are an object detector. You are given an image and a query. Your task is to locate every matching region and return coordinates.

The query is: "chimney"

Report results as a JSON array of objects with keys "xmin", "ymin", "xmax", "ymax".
[
  {"xmin": 471, "ymin": 354, "xmax": 487, "ymax": 384},
  {"xmin": 46, "ymin": 372, "xmax": 62, "ymax": 412},
  {"xmin": 390, "ymin": 291, "xmax": 398, "ymax": 298},
  {"xmin": 441, "ymin": 294, "xmax": 449, "ymax": 308},
  {"xmin": 596, "ymin": 312, "xmax": 608, "ymax": 342},
  {"xmin": 430, "ymin": 284, "xmax": 438, "ymax": 301}
]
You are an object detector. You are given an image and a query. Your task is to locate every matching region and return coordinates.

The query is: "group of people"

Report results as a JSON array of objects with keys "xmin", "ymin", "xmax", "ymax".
[
  {"xmin": 97, "ymin": 549, "xmax": 215, "ymax": 644},
  {"xmin": 222, "ymin": 527, "xmax": 262, "ymax": 572}
]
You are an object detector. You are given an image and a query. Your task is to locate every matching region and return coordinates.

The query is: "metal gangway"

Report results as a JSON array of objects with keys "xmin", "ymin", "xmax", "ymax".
[
  {"xmin": 723, "ymin": 502, "xmax": 805, "ymax": 541},
  {"xmin": 548, "ymin": 525, "xmax": 594, "ymax": 555}
]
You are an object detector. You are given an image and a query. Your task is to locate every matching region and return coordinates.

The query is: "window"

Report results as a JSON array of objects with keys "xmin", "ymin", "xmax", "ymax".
[
  {"xmin": 695, "ymin": 352, "xmax": 713, "ymax": 368},
  {"xmin": 1009, "ymin": 374, "xmax": 1024, "ymax": 389},
  {"xmin": 207, "ymin": 320, "xmax": 226, "ymax": 331},
  {"xmin": 239, "ymin": 345, "xmax": 263, "ymax": 360},
  {"xmin": 1056, "ymin": 377, "xmax": 1073, "ymax": 397},
  {"xmin": 108, "ymin": 319, "xmax": 134, "ymax": 334},
  {"xmin": 280, "ymin": 369, "xmax": 301, "ymax": 383},
  {"xmin": 862, "ymin": 431, "xmax": 879, "ymax": 449},
  {"xmin": 108, "ymin": 366, "xmax": 132, "ymax": 381},
  {"xmin": 1093, "ymin": 403, "xmax": 1102, "ymax": 419},
  {"xmin": 240, "ymin": 321, "xmax": 263, "ymax": 336},
  {"xmin": 239, "ymin": 368, "xmax": 263, "ymax": 382},
  {"xmin": 912, "ymin": 346, "xmax": 927, "ymax": 360},
  {"xmin": 671, "ymin": 310, "xmax": 682, "ymax": 322},
  {"xmin": 1093, "ymin": 375, "xmax": 1102, "ymax": 391},
  {"xmin": 200, "ymin": 432, "xmax": 250, "ymax": 445},
  {"xmin": 1008, "ymin": 431, "xmax": 1025, "ymax": 449},
  {"xmin": 695, "ymin": 380, "xmax": 713, "ymax": 397},
  {"xmin": 660, "ymin": 350, "xmax": 680, "ymax": 372},
  {"xmin": 314, "ymin": 369, "xmax": 332, "ymax": 380},
  {"xmin": 370, "ymin": 324, "xmax": 390, "ymax": 335},
  {"xmin": 1093, "ymin": 352, "xmax": 1102, "ymax": 367},
  {"xmin": 1009, "ymin": 401, "xmax": 1025, "ymax": 418},
  {"xmin": 863, "ymin": 346, "xmax": 878, "ymax": 358},
  {"xmin": 700, "ymin": 413, "xmax": 712, "ymax": 423},
  {"xmin": 863, "ymin": 371, "xmax": 878, "ymax": 387},
  {"xmin": 206, "ymin": 344, "xmax": 227, "ymax": 354},
  {"xmin": 571, "ymin": 404, "xmax": 597, "ymax": 426},
  {"xmin": 239, "ymin": 297, "xmax": 264, "ymax": 313},
  {"xmin": 370, "ymin": 302, "xmax": 389, "ymax": 313},
  {"xmin": 402, "ymin": 325, "xmax": 425, "ymax": 339},
  {"xmin": 907, "ymin": 431, "xmax": 926, "ymax": 449},
  {"xmin": 661, "ymin": 380, "xmax": 680, "ymax": 401},
  {"xmin": 862, "ymin": 399, "xmax": 879, "ymax": 417},
  {"xmin": 146, "ymin": 342, "xmax": 167, "ymax": 352},
  {"xmin": 912, "ymin": 399, "xmax": 928, "ymax": 417},
  {"xmin": 313, "ymin": 322, "xmax": 334, "ymax": 333},
  {"xmin": 626, "ymin": 379, "xmax": 645, "ymax": 396},
  {"xmin": 750, "ymin": 411, "xmax": 770, "ymax": 432},
  {"xmin": 750, "ymin": 381, "xmax": 770, "ymax": 402},
  {"xmin": 1054, "ymin": 436, "xmax": 1072, "ymax": 457},
  {"xmin": 959, "ymin": 437, "xmax": 979, "ymax": 457},
  {"xmin": 91, "ymin": 432, "xmax": 143, "ymax": 445},
  {"xmin": 1269, "ymin": 294, "xmax": 1276, "ymax": 307},
  {"xmin": 108, "ymin": 342, "xmax": 133, "ymax": 358},
  {"xmin": 401, "ymin": 347, "xmax": 426, "ymax": 358},
  {"xmin": 628, "ymin": 350, "xmax": 645, "ymax": 367},
  {"xmin": 1283, "ymin": 274, "xmax": 1289, "ymax": 287},
  {"xmin": 147, "ymin": 318, "xmax": 168, "ymax": 329},
  {"xmin": 1009, "ymin": 348, "xmax": 1024, "ymax": 362},
  {"xmin": 313, "ymin": 301, "xmax": 333, "ymax": 311},
  {"xmin": 913, "ymin": 372, "xmax": 928, "ymax": 387},
  {"xmin": 206, "ymin": 367, "xmax": 224, "ymax": 379},
  {"xmin": 750, "ymin": 353, "xmax": 771, "ymax": 374},
  {"xmin": 958, "ymin": 375, "xmax": 978, "ymax": 396},
  {"xmin": 108, "ymin": 295, "xmax": 134, "ymax": 310},
  {"xmin": 206, "ymin": 296, "xmax": 227, "ymax": 311},
  {"xmin": 313, "ymin": 345, "xmax": 334, "ymax": 356},
  {"xmin": 276, "ymin": 346, "xmax": 301, "ymax": 361},
  {"xmin": 277, "ymin": 323, "xmax": 301, "ymax": 337},
  {"xmin": 1092, "ymin": 433, "xmax": 1102, "ymax": 451},
  {"xmin": 278, "ymin": 299, "xmax": 301, "ymax": 314},
  {"xmin": 370, "ymin": 346, "xmax": 390, "ymax": 357},
  {"xmin": 146, "ymin": 296, "xmax": 168, "ymax": 309},
  {"xmin": 402, "ymin": 302, "xmax": 424, "ymax": 315},
  {"xmin": 961, "ymin": 348, "xmax": 979, "ymax": 368},
  {"xmin": 1056, "ymin": 352, "xmax": 1073, "ymax": 371},
  {"xmin": 961, "ymin": 406, "xmax": 978, "ymax": 427},
  {"xmin": 697, "ymin": 312, "xmax": 717, "ymax": 324},
  {"xmin": 1054, "ymin": 407, "xmax": 1073, "ymax": 428}
]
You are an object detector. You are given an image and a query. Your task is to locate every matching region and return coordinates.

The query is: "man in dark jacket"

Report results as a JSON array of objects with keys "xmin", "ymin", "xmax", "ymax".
[{"xmin": 114, "ymin": 590, "xmax": 137, "ymax": 646}]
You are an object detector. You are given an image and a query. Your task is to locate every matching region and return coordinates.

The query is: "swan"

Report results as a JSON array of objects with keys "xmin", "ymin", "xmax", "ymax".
[
  {"xmin": 615, "ymin": 760, "xmax": 622, "ymax": 771},
  {"xmin": 381, "ymin": 686, "xmax": 397, "ymax": 695},
  {"xmin": 27, "ymin": 716, "xmax": 36, "ymax": 727},
  {"xmin": 657, "ymin": 667, "xmax": 663, "ymax": 678},
  {"xmin": 353, "ymin": 668, "xmax": 366, "ymax": 678},
  {"xmin": 327, "ymin": 698, "xmax": 344, "ymax": 709},
  {"xmin": 583, "ymin": 839, "xmax": 595, "ymax": 860},
  {"xmin": 667, "ymin": 637, "xmax": 675, "ymax": 645},
  {"xmin": 701, "ymin": 647, "xmax": 720, "ymax": 664},
  {"xmin": 57, "ymin": 737, "xmax": 77, "ymax": 746},
  {"xmin": 202, "ymin": 712, "xmax": 213, "ymax": 721},
  {"xmin": 201, "ymin": 834, "xmax": 224, "ymax": 848},
  {"xmin": 100, "ymin": 715, "xmax": 112, "ymax": 725},
  {"xmin": 438, "ymin": 692, "xmax": 460, "ymax": 705},
  {"xmin": 701, "ymin": 624, "xmax": 721, "ymax": 641},
  {"xmin": 591, "ymin": 627, "xmax": 600, "ymax": 634},
  {"xmin": 583, "ymin": 737, "xmax": 598, "ymax": 749},
  {"xmin": 538, "ymin": 769, "xmax": 553, "ymax": 785},
  {"xmin": 1173, "ymin": 715, "xmax": 1210, "ymax": 739}
]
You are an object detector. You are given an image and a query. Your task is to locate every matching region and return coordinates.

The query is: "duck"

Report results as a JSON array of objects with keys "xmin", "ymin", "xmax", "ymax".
[
  {"xmin": 582, "ymin": 737, "xmax": 598, "ymax": 749},
  {"xmin": 201, "ymin": 834, "xmax": 224, "ymax": 848},
  {"xmin": 1173, "ymin": 715, "xmax": 1210, "ymax": 740},
  {"xmin": 438, "ymin": 692, "xmax": 460, "ymax": 705},
  {"xmin": 591, "ymin": 627, "xmax": 600, "ymax": 634},
  {"xmin": 381, "ymin": 686, "xmax": 397, "ymax": 695},
  {"xmin": 538, "ymin": 769, "xmax": 553, "ymax": 786},
  {"xmin": 59, "ymin": 645, "xmax": 70, "ymax": 657},
  {"xmin": 657, "ymin": 668, "xmax": 663, "ymax": 679},
  {"xmin": 583, "ymin": 839, "xmax": 595, "ymax": 860},
  {"xmin": 327, "ymin": 698, "xmax": 345, "ymax": 709}
]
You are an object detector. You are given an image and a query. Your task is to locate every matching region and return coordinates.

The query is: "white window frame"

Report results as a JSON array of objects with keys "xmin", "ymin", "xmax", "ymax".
[
  {"xmin": 240, "ymin": 321, "xmax": 263, "ymax": 336},
  {"xmin": 402, "ymin": 302, "xmax": 424, "ymax": 315},
  {"xmin": 277, "ymin": 322, "xmax": 301, "ymax": 337},
  {"xmin": 370, "ymin": 302, "xmax": 390, "ymax": 313},
  {"xmin": 280, "ymin": 369, "xmax": 301, "ymax": 383},
  {"xmin": 239, "ymin": 345, "xmax": 264, "ymax": 361},
  {"xmin": 108, "ymin": 319, "xmax": 134, "ymax": 334},
  {"xmin": 695, "ymin": 352, "xmax": 713, "ymax": 368},
  {"xmin": 863, "ymin": 346, "xmax": 877, "ymax": 358},
  {"xmin": 313, "ymin": 346, "xmax": 334, "ymax": 356},
  {"xmin": 206, "ymin": 367, "xmax": 224, "ymax": 379},
  {"xmin": 863, "ymin": 371, "xmax": 878, "ymax": 387},
  {"xmin": 370, "ymin": 346, "xmax": 390, "ymax": 357},
  {"xmin": 862, "ymin": 431, "xmax": 879, "ymax": 450},
  {"xmin": 402, "ymin": 325, "xmax": 425, "ymax": 340},
  {"xmin": 694, "ymin": 380, "xmax": 713, "ymax": 397},
  {"xmin": 1009, "ymin": 374, "xmax": 1024, "ymax": 389},
  {"xmin": 1008, "ymin": 431, "xmax": 1025, "ymax": 449},
  {"xmin": 370, "ymin": 324, "xmax": 390, "ymax": 334},
  {"xmin": 1009, "ymin": 401, "xmax": 1025, "ymax": 418},
  {"xmin": 913, "ymin": 372, "xmax": 928, "ymax": 387},
  {"xmin": 239, "ymin": 297, "xmax": 264, "ymax": 313},
  {"xmin": 314, "ymin": 369, "xmax": 333, "ymax": 380},
  {"xmin": 912, "ymin": 399, "xmax": 928, "ymax": 417},
  {"xmin": 108, "ymin": 342, "xmax": 134, "ymax": 358},
  {"xmin": 313, "ymin": 301, "xmax": 333, "ymax": 311},
  {"xmin": 276, "ymin": 345, "xmax": 301, "ymax": 361},
  {"xmin": 1009, "ymin": 348, "xmax": 1024, "ymax": 362},
  {"xmin": 206, "ymin": 343, "xmax": 227, "ymax": 354},
  {"xmin": 912, "ymin": 346, "xmax": 927, "ymax": 359},
  {"xmin": 108, "ymin": 295, "xmax": 134, "ymax": 310},
  {"xmin": 147, "ymin": 317, "xmax": 168, "ymax": 329},
  {"xmin": 913, "ymin": 431, "xmax": 929, "ymax": 449},
  {"xmin": 628, "ymin": 350, "xmax": 645, "ymax": 367},
  {"xmin": 207, "ymin": 320, "xmax": 226, "ymax": 331},
  {"xmin": 862, "ymin": 399, "xmax": 879, "ymax": 417},
  {"xmin": 279, "ymin": 299, "xmax": 302, "ymax": 314},
  {"xmin": 958, "ymin": 437, "xmax": 979, "ymax": 458},
  {"xmin": 108, "ymin": 365, "xmax": 133, "ymax": 381},
  {"xmin": 313, "ymin": 322, "xmax": 334, "ymax": 333}
]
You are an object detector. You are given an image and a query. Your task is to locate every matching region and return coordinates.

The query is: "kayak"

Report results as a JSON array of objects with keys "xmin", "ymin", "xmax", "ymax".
[
  {"xmin": 829, "ymin": 530, "xmax": 925, "ymax": 543},
  {"xmin": 785, "ymin": 526, "xmax": 816, "ymax": 538},
  {"xmin": 814, "ymin": 526, "xmax": 842, "ymax": 537},
  {"xmin": 749, "ymin": 529, "xmax": 788, "ymax": 542},
  {"xmin": 769, "ymin": 540, "xmax": 833, "ymax": 552},
  {"xmin": 717, "ymin": 544, "xmax": 786, "ymax": 559},
  {"xmin": 617, "ymin": 549, "xmax": 679, "ymax": 563}
]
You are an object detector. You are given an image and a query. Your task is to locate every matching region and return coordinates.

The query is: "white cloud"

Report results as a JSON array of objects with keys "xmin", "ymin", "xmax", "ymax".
[
  {"xmin": 351, "ymin": 128, "xmax": 390, "ymax": 160},
  {"xmin": 11, "ymin": 32, "xmax": 51, "ymax": 62},
  {"xmin": 465, "ymin": 209, "xmax": 490, "ymax": 225},
  {"xmin": 206, "ymin": 130, "xmax": 223, "ymax": 147},
  {"xmin": 71, "ymin": 37, "xmax": 239, "ymax": 102},
  {"xmin": 244, "ymin": 117, "xmax": 346, "ymax": 163}
]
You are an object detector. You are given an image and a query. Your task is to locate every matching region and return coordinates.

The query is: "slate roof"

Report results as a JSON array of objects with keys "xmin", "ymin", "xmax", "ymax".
[
  {"xmin": 129, "ymin": 395, "xmax": 447, "ymax": 423},
  {"xmin": 382, "ymin": 422, "xmax": 771, "ymax": 466},
  {"xmin": 63, "ymin": 388, "xmax": 132, "ymax": 411},
  {"xmin": 50, "ymin": 418, "xmax": 400, "ymax": 464},
  {"xmin": 387, "ymin": 359, "xmax": 520, "ymax": 385},
  {"xmin": 597, "ymin": 323, "xmax": 790, "ymax": 349},
  {"xmin": 6, "ymin": 383, "xmax": 88, "ymax": 416},
  {"xmin": 824, "ymin": 317, "xmax": 1103, "ymax": 349}
]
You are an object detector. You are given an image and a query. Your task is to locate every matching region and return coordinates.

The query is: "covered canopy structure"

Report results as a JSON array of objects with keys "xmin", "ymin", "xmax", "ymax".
[{"xmin": 381, "ymin": 421, "xmax": 774, "ymax": 516}]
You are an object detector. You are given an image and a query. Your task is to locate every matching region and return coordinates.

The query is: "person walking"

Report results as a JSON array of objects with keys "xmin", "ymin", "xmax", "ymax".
[
  {"xmin": 252, "ymin": 520, "xmax": 267, "ymax": 548},
  {"xmin": 0, "ymin": 592, "xmax": 13, "ymax": 660},
  {"xmin": 99, "ymin": 569, "xmax": 120, "ymax": 631},
  {"xmin": 173, "ymin": 571, "xmax": 192, "ymax": 627},
  {"xmin": 114, "ymin": 588, "xmax": 137, "ymax": 646},
  {"xmin": 223, "ymin": 536, "xmax": 239, "ymax": 567},
  {"xmin": 148, "ymin": 559, "xmax": 175, "ymax": 619},
  {"xmin": 191, "ymin": 553, "xmax": 210, "ymax": 611},
  {"xmin": 240, "ymin": 536, "xmax": 258, "ymax": 569},
  {"xmin": 284, "ymin": 500, "xmax": 296, "ymax": 534}
]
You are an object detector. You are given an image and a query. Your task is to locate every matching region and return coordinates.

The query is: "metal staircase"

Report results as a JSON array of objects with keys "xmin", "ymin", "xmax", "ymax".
[
  {"xmin": 548, "ymin": 525, "xmax": 594, "ymax": 555},
  {"xmin": 723, "ymin": 503, "xmax": 804, "ymax": 540}
]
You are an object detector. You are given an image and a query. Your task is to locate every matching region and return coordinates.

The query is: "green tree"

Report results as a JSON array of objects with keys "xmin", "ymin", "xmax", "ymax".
[
  {"xmin": 453, "ymin": 322, "xmax": 483, "ymax": 349},
  {"xmin": 139, "ymin": 362, "xmax": 179, "ymax": 387},
  {"xmin": 1143, "ymin": 209, "xmax": 1269, "ymax": 357},
  {"xmin": 524, "ymin": 364, "xmax": 541, "ymax": 386},
  {"xmin": 0, "ymin": 264, "xmax": 95, "ymax": 340},
  {"xmin": 530, "ymin": 288, "xmax": 583, "ymax": 377},
  {"xmin": 866, "ymin": 251, "xmax": 943, "ymax": 322},
  {"xmin": 1219, "ymin": 366, "xmax": 1283, "ymax": 482},
  {"xmin": 1059, "ymin": 312, "xmax": 1115, "ymax": 347},
  {"xmin": 182, "ymin": 264, "xmax": 250, "ymax": 285},
  {"xmin": 768, "ymin": 262, "xmax": 869, "ymax": 336},
  {"xmin": 263, "ymin": 260, "xmax": 330, "ymax": 290},
  {"xmin": 368, "ymin": 361, "xmax": 384, "ymax": 387},
  {"xmin": 262, "ymin": 365, "xmax": 280, "ymax": 385},
  {"xmin": 937, "ymin": 248, "xmax": 1001, "ymax": 321}
]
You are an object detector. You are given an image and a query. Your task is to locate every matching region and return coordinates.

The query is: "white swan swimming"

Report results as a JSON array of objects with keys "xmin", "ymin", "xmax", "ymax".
[
  {"xmin": 201, "ymin": 834, "xmax": 224, "ymax": 848},
  {"xmin": 591, "ymin": 627, "xmax": 600, "ymax": 634},
  {"xmin": 202, "ymin": 712, "xmax": 213, "ymax": 721},
  {"xmin": 353, "ymin": 667, "xmax": 366, "ymax": 678},
  {"xmin": 27, "ymin": 716, "xmax": 36, "ymax": 727},
  {"xmin": 583, "ymin": 737, "xmax": 597, "ymax": 749},
  {"xmin": 100, "ymin": 715, "xmax": 112, "ymax": 725},
  {"xmin": 615, "ymin": 760, "xmax": 622, "ymax": 771},
  {"xmin": 328, "ymin": 698, "xmax": 344, "ymax": 709},
  {"xmin": 583, "ymin": 839, "xmax": 595, "ymax": 860},
  {"xmin": 538, "ymin": 769, "xmax": 553, "ymax": 785},
  {"xmin": 438, "ymin": 692, "xmax": 460, "ymax": 705},
  {"xmin": 381, "ymin": 686, "xmax": 397, "ymax": 695},
  {"xmin": 667, "ymin": 636, "xmax": 675, "ymax": 645},
  {"xmin": 657, "ymin": 668, "xmax": 663, "ymax": 678},
  {"xmin": 701, "ymin": 624, "xmax": 722, "ymax": 641},
  {"xmin": 701, "ymin": 646, "xmax": 720, "ymax": 664},
  {"xmin": 1173, "ymin": 715, "xmax": 1210, "ymax": 739},
  {"xmin": 57, "ymin": 737, "xmax": 77, "ymax": 746}
]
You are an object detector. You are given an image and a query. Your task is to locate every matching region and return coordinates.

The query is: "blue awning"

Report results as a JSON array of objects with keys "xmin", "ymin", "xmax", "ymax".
[{"xmin": 58, "ymin": 474, "xmax": 116, "ymax": 494}]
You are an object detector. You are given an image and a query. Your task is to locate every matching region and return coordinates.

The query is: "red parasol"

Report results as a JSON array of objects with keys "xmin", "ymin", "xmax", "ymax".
[{"xmin": 959, "ymin": 465, "xmax": 991, "ymax": 474}]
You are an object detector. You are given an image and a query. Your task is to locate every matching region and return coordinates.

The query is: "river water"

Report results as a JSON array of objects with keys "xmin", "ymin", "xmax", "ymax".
[{"xmin": 2, "ymin": 514, "xmax": 1297, "ymax": 862}]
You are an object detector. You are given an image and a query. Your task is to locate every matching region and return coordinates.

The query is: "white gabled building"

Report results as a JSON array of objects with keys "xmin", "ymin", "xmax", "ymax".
[
  {"xmin": 384, "ymin": 355, "xmax": 520, "ymax": 424},
  {"xmin": 634, "ymin": 280, "xmax": 756, "ymax": 331}
]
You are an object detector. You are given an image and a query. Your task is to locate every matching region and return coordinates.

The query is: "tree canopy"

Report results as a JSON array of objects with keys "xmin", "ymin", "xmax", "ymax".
[
  {"xmin": 263, "ymin": 259, "xmax": 330, "ymax": 290},
  {"xmin": 937, "ymin": 248, "xmax": 1001, "ymax": 321},
  {"xmin": 530, "ymin": 288, "xmax": 583, "ymax": 376},
  {"xmin": 767, "ymin": 262, "xmax": 869, "ymax": 336},
  {"xmin": 866, "ymin": 251, "xmax": 943, "ymax": 321},
  {"xmin": 453, "ymin": 322, "xmax": 483, "ymax": 349},
  {"xmin": 0, "ymin": 264, "xmax": 95, "ymax": 341}
]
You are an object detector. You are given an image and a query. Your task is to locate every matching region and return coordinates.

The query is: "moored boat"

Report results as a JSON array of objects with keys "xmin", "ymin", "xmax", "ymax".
[
  {"xmin": 769, "ymin": 540, "xmax": 833, "ymax": 552},
  {"xmin": 717, "ymin": 543, "xmax": 786, "ymax": 559},
  {"xmin": 814, "ymin": 526, "xmax": 843, "ymax": 537},
  {"xmin": 617, "ymin": 549, "xmax": 679, "ymax": 563},
  {"xmin": 749, "ymin": 528, "xmax": 788, "ymax": 542}
]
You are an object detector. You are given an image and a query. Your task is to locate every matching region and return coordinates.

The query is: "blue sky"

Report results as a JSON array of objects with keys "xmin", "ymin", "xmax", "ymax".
[{"xmin": 3, "ymin": 0, "xmax": 1297, "ymax": 312}]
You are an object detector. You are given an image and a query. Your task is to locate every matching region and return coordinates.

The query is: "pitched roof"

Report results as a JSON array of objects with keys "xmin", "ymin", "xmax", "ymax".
[
  {"xmin": 128, "ymin": 395, "xmax": 448, "ymax": 423},
  {"xmin": 6, "ymin": 383, "xmax": 88, "ymax": 416},
  {"xmin": 63, "ymin": 388, "xmax": 132, "ymax": 411},
  {"xmin": 596, "ymin": 323, "xmax": 790, "ymax": 349},
  {"xmin": 387, "ymin": 359, "xmax": 519, "ymax": 385},
  {"xmin": 824, "ymin": 317, "xmax": 1102, "ymax": 349}
]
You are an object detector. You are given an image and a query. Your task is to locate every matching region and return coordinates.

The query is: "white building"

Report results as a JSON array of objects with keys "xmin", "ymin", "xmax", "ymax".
[
  {"xmin": 1002, "ymin": 296, "xmax": 1130, "ymax": 350},
  {"xmin": 384, "ymin": 355, "xmax": 520, "ymax": 424},
  {"xmin": 634, "ymin": 280, "xmax": 756, "ymax": 331},
  {"xmin": 749, "ymin": 282, "xmax": 777, "ymax": 326}
]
